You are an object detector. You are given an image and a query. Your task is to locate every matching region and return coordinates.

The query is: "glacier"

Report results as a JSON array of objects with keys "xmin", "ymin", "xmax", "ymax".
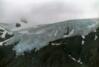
[{"xmin": 0, "ymin": 18, "xmax": 99, "ymax": 55}]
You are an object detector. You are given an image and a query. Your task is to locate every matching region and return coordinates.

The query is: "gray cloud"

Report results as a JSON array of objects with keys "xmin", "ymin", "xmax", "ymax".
[{"xmin": 0, "ymin": 0, "xmax": 99, "ymax": 26}]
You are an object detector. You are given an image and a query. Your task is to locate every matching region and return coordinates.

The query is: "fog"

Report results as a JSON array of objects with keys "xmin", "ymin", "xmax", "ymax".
[{"xmin": 0, "ymin": 0, "xmax": 99, "ymax": 26}]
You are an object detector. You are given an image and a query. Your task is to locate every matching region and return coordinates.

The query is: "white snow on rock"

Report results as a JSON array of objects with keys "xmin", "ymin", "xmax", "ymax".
[
  {"xmin": 94, "ymin": 34, "xmax": 98, "ymax": 40},
  {"xmin": 81, "ymin": 40, "xmax": 85, "ymax": 45},
  {"xmin": 68, "ymin": 54, "xmax": 83, "ymax": 64}
]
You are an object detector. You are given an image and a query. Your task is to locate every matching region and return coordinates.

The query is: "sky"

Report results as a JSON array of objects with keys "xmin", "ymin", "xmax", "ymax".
[{"xmin": 0, "ymin": 0, "xmax": 99, "ymax": 26}]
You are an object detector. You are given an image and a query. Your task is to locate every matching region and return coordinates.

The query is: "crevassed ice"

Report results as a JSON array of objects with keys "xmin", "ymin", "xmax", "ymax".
[{"xmin": 0, "ymin": 18, "xmax": 99, "ymax": 55}]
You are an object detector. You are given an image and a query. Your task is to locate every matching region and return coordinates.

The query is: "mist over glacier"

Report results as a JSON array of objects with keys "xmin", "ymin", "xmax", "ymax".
[{"xmin": 0, "ymin": 0, "xmax": 99, "ymax": 55}]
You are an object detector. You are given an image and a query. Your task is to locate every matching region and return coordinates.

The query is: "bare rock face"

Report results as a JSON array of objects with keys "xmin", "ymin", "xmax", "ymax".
[
  {"xmin": 0, "ymin": 26, "xmax": 14, "ymax": 46},
  {"xmin": 16, "ymin": 23, "xmax": 21, "ymax": 28}
]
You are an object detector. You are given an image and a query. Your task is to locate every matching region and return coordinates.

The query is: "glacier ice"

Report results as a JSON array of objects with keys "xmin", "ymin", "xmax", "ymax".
[{"xmin": 0, "ymin": 18, "xmax": 99, "ymax": 55}]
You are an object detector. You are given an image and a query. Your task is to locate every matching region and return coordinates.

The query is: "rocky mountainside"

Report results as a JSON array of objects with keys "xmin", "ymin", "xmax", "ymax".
[{"xmin": 0, "ymin": 19, "xmax": 99, "ymax": 67}]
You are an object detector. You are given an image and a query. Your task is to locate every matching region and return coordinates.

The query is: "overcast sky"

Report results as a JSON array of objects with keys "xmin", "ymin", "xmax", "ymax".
[{"xmin": 0, "ymin": 0, "xmax": 99, "ymax": 26}]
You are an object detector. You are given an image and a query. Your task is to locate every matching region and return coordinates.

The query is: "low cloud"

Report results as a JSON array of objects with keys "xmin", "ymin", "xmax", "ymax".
[{"xmin": 0, "ymin": 0, "xmax": 99, "ymax": 26}]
